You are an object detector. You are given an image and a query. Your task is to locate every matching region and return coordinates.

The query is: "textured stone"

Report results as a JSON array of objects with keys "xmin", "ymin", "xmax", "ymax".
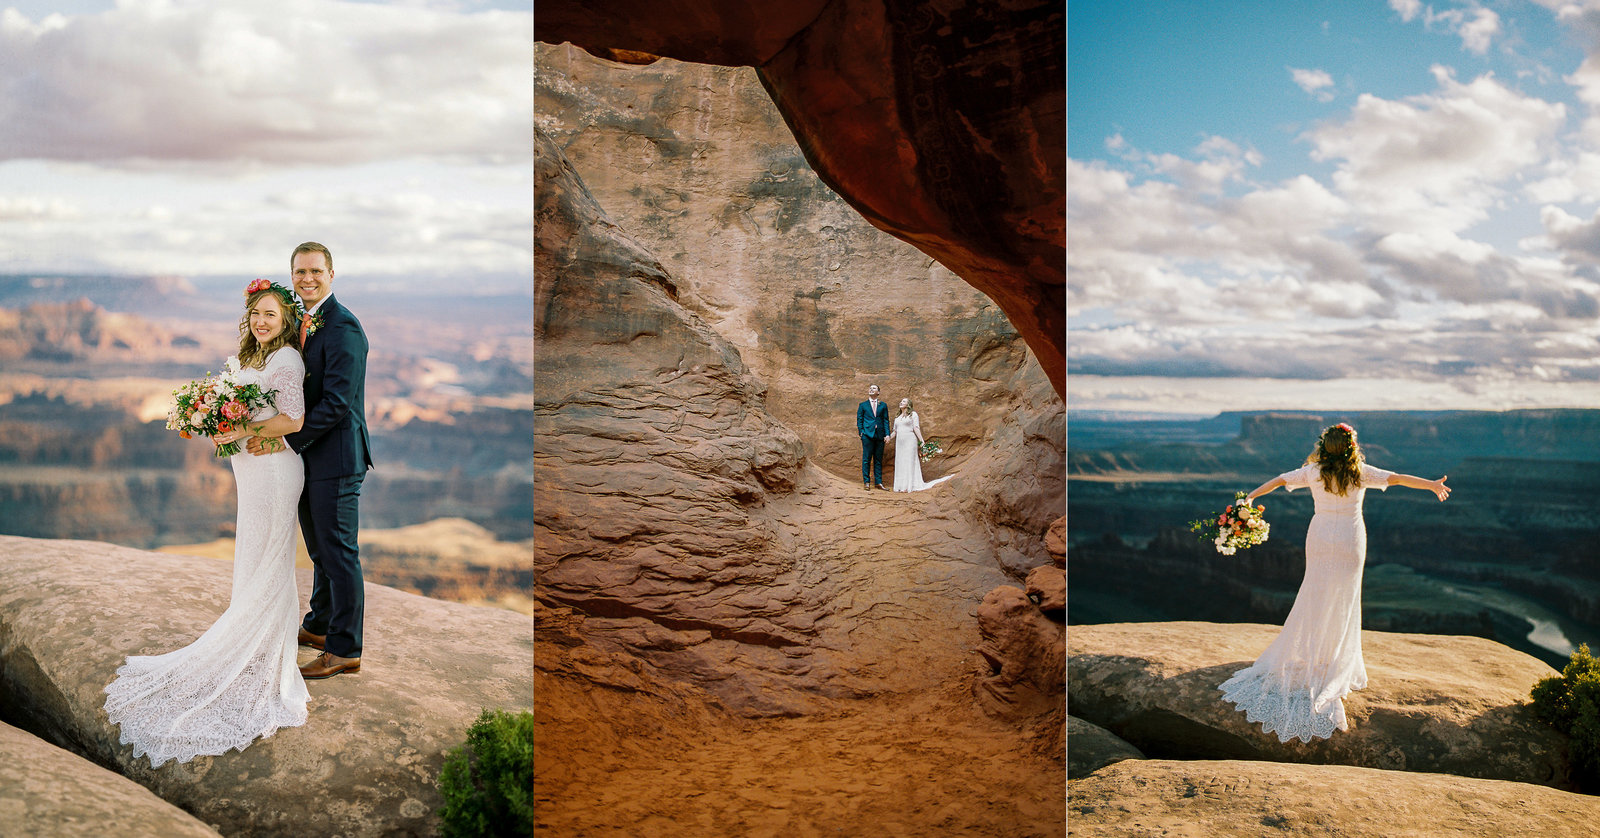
[
  {"xmin": 1025, "ymin": 564, "xmax": 1063, "ymax": 613},
  {"xmin": 535, "ymin": 0, "xmax": 1066, "ymax": 396},
  {"xmin": 0, "ymin": 536, "xmax": 533, "ymax": 838},
  {"xmin": 0, "ymin": 720, "xmax": 220, "ymax": 838},
  {"xmin": 974, "ymin": 585, "xmax": 1064, "ymax": 718},
  {"xmin": 1068, "ymin": 621, "xmax": 1571, "ymax": 789},
  {"xmin": 1044, "ymin": 515, "xmax": 1064, "ymax": 566},
  {"xmin": 1070, "ymin": 759, "xmax": 1600, "ymax": 837},
  {"xmin": 1066, "ymin": 715, "xmax": 1142, "ymax": 779}
]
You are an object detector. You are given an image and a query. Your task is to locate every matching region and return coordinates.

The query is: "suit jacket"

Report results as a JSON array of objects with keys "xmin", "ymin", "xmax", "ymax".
[
  {"xmin": 286, "ymin": 295, "xmax": 374, "ymax": 480},
  {"xmin": 857, "ymin": 399, "xmax": 890, "ymax": 439}
]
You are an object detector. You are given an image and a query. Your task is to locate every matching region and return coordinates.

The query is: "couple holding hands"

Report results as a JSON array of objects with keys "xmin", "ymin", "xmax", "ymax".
[{"xmin": 856, "ymin": 383, "xmax": 951, "ymax": 493}]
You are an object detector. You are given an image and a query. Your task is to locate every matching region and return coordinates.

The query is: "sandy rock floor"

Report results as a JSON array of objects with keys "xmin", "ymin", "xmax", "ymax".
[{"xmin": 535, "ymin": 666, "xmax": 1063, "ymax": 837}]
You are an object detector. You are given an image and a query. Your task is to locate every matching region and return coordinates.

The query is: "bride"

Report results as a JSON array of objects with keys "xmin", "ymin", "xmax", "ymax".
[
  {"xmin": 1219, "ymin": 423, "xmax": 1449, "ymax": 743},
  {"xmin": 886, "ymin": 397, "xmax": 953, "ymax": 492},
  {"xmin": 104, "ymin": 279, "xmax": 311, "ymax": 766}
]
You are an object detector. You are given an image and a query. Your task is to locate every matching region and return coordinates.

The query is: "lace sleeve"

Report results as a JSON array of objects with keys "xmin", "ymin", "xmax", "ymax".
[
  {"xmin": 1279, "ymin": 464, "xmax": 1314, "ymax": 491},
  {"xmin": 264, "ymin": 349, "xmax": 306, "ymax": 420},
  {"xmin": 912, "ymin": 413, "xmax": 922, "ymax": 439},
  {"xmin": 1362, "ymin": 463, "xmax": 1396, "ymax": 490}
]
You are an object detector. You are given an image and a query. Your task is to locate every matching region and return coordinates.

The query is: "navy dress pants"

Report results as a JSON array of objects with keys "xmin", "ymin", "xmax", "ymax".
[
  {"xmin": 861, "ymin": 435, "xmax": 885, "ymax": 485},
  {"xmin": 299, "ymin": 473, "xmax": 366, "ymax": 659}
]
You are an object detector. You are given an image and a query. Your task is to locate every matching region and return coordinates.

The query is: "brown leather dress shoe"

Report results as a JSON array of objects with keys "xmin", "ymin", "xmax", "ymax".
[
  {"xmin": 300, "ymin": 652, "xmax": 360, "ymax": 680},
  {"xmin": 298, "ymin": 627, "xmax": 326, "ymax": 651}
]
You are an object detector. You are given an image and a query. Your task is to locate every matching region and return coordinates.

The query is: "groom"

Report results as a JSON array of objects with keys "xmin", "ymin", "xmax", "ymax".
[
  {"xmin": 857, "ymin": 383, "xmax": 890, "ymax": 490},
  {"xmin": 250, "ymin": 241, "xmax": 373, "ymax": 680}
]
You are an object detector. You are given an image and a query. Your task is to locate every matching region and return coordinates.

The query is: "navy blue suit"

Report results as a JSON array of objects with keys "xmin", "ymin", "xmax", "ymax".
[
  {"xmin": 857, "ymin": 398, "xmax": 890, "ymax": 485},
  {"xmin": 285, "ymin": 295, "xmax": 373, "ymax": 659}
]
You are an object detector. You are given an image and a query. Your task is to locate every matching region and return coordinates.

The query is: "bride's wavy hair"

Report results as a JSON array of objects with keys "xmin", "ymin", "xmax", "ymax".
[
  {"xmin": 899, "ymin": 398, "xmax": 914, "ymax": 416},
  {"xmin": 236, "ymin": 284, "xmax": 302, "ymax": 370},
  {"xmin": 1305, "ymin": 423, "xmax": 1364, "ymax": 496}
]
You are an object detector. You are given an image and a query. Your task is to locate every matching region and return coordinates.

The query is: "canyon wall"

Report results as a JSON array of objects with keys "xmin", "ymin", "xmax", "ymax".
[{"xmin": 536, "ymin": 43, "xmax": 1049, "ymax": 482}]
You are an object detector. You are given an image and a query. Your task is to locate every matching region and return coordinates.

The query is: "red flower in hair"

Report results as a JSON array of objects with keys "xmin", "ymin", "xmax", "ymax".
[
  {"xmin": 245, "ymin": 278, "xmax": 271, "ymax": 295},
  {"xmin": 1336, "ymin": 423, "xmax": 1354, "ymax": 433}
]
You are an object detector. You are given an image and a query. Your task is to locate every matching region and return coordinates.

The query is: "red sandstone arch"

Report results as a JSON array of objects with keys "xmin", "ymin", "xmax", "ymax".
[{"xmin": 535, "ymin": 0, "xmax": 1066, "ymax": 397}]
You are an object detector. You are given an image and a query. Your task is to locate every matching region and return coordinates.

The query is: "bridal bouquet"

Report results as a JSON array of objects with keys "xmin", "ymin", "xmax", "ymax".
[
  {"xmin": 1188, "ymin": 491, "xmax": 1270, "ymax": 556},
  {"xmin": 919, "ymin": 439, "xmax": 943, "ymax": 462},
  {"xmin": 166, "ymin": 357, "xmax": 278, "ymax": 457}
]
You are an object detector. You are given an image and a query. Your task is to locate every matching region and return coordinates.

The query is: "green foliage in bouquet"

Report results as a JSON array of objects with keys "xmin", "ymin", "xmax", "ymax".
[
  {"xmin": 1530, "ymin": 644, "xmax": 1600, "ymax": 788},
  {"xmin": 438, "ymin": 708, "xmax": 534, "ymax": 838}
]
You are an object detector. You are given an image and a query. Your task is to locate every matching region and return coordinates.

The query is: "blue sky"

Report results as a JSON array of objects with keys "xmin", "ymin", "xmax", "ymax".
[
  {"xmin": 1070, "ymin": 0, "xmax": 1600, "ymax": 413},
  {"xmin": 0, "ymin": 0, "xmax": 531, "ymax": 290}
]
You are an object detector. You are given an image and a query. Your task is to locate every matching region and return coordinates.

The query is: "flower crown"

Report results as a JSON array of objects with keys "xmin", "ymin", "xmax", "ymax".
[
  {"xmin": 244, "ymin": 278, "xmax": 307, "ymax": 319},
  {"xmin": 1334, "ymin": 422, "xmax": 1355, "ymax": 434}
]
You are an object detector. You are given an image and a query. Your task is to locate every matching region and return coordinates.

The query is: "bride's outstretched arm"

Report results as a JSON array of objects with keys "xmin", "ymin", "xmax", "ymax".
[
  {"xmin": 1243, "ymin": 476, "xmax": 1286, "ymax": 505},
  {"xmin": 1387, "ymin": 473, "xmax": 1450, "ymax": 501}
]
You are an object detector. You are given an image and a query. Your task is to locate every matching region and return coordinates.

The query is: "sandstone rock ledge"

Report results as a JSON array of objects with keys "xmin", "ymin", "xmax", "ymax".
[
  {"xmin": 0, "ymin": 535, "xmax": 533, "ymax": 837},
  {"xmin": 0, "ymin": 720, "xmax": 220, "ymax": 837},
  {"xmin": 1070, "ymin": 759, "xmax": 1600, "ymax": 837},
  {"xmin": 1069, "ymin": 621, "xmax": 1570, "ymax": 789}
]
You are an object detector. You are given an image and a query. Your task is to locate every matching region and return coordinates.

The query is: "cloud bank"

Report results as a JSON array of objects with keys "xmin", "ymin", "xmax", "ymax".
[
  {"xmin": 1071, "ymin": 6, "xmax": 1600, "ymax": 407},
  {"xmin": 0, "ymin": 0, "xmax": 531, "ymax": 166}
]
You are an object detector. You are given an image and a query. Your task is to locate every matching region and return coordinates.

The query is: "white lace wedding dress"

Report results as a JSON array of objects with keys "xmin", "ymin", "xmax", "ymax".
[
  {"xmin": 1219, "ymin": 461, "xmax": 1395, "ymax": 742},
  {"xmin": 889, "ymin": 412, "xmax": 952, "ymax": 492},
  {"xmin": 104, "ymin": 347, "xmax": 310, "ymax": 766}
]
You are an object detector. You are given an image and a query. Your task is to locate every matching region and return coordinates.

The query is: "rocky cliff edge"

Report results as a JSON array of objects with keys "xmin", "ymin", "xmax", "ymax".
[{"xmin": 0, "ymin": 535, "xmax": 533, "ymax": 837}]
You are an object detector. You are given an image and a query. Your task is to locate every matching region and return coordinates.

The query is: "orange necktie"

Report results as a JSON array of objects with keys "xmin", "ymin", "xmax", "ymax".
[{"xmin": 299, "ymin": 313, "xmax": 310, "ymax": 346}]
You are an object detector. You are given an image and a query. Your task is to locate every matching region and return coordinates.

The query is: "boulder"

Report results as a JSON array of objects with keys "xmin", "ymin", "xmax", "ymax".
[
  {"xmin": 1066, "ymin": 715, "xmax": 1142, "ymax": 779},
  {"xmin": 535, "ymin": 0, "xmax": 1066, "ymax": 396},
  {"xmin": 974, "ymin": 585, "xmax": 1064, "ymax": 718},
  {"xmin": 534, "ymin": 42, "xmax": 1048, "ymax": 485},
  {"xmin": 0, "ymin": 535, "xmax": 533, "ymax": 838},
  {"xmin": 0, "ymin": 720, "xmax": 220, "ymax": 837},
  {"xmin": 1068, "ymin": 621, "xmax": 1571, "ymax": 789},
  {"xmin": 1070, "ymin": 759, "xmax": 1600, "ymax": 837}
]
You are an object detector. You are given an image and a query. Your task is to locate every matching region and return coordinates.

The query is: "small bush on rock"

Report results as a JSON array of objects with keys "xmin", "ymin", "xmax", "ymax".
[
  {"xmin": 439, "ymin": 708, "xmax": 534, "ymax": 837},
  {"xmin": 1530, "ymin": 643, "xmax": 1600, "ymax": 788}
]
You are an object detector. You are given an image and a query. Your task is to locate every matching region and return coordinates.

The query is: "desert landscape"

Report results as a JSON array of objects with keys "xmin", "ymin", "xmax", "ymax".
[
  {"xmin": 0, "ymin": 275, "xmax": 535, "ymax": 615},
  {"xmin": 533, "ymin": 3, "xmax": 1066, "ymax": 833}
]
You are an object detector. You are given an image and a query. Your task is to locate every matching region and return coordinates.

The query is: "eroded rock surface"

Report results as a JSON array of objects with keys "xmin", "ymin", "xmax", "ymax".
[
  {"xmin": 535, "ymin": 0, "xmax": 1066, "ymax": 395},
  {"xmin": 1069, "ymin": 621, "xmax": 1571, "ymax": 789},
  {"xmin": 974, "ymin": 584, "xmax": 1064, "ymax": 721},
  {"xmin": 1071, "ymin": 759, "xmax": 1600, "ymax": 837},
  {"xmin": 0, "ymin": 536, "xmax": 533, "ymax": 838},
  {"xmin": 535, "ymin": 125, "xmax": 1050, "ymax": 718},
  {"xmin": 0, "ymin": 720, "xmax": 220, "ymax": 838}
]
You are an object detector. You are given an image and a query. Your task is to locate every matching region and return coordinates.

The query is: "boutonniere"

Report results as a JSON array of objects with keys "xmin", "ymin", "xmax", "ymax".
[{"xmin": 304, "ymin": 311, "xmax": 325, "ymax": 340}]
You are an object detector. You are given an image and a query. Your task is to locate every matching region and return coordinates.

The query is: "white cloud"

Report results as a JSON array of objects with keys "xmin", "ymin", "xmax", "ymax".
[
  {"xmin": 0, "ymin": 161, "xmax": 532, "ymax": 283},
  {"xmin": 1389, "ymin": 0, "xmax": 1423, "ymax": 23},
  {"xmin": 0, "ymin": 0, "xmax": 532, "ymax": 166},
  {"xmin": 1391, "ymin": 2, "xmax": 1502, "ymax": 54},
  {"xmin": 1289, "ymin": 67, "xmax": 1336, "ymax": 102},
  {"xmin": 1307, "ymin": 66, "xmax": 1564, "ymax": 236}
]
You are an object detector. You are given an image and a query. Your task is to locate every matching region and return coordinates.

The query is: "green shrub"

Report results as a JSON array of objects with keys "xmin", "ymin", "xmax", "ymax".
[
  {"xmin": 1530, "ymin": 643, "xmax": 1600, "ymax": 788},
  {"xmin": 438, "ymin": 708, "xmax": 534, "ymax": 837}
]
